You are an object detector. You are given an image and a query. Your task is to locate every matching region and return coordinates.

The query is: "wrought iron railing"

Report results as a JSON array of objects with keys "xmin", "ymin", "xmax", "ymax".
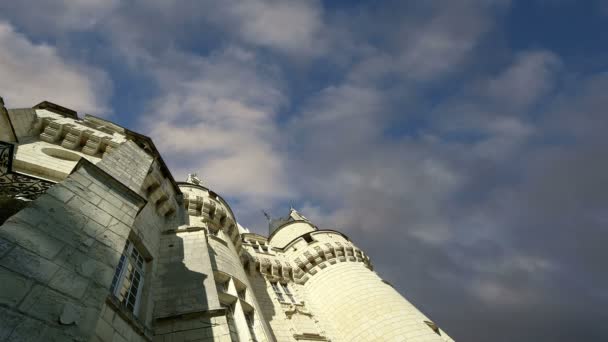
[{"xmin": 0, "ymin": 141, "xmax": 54, "ymax": 200}]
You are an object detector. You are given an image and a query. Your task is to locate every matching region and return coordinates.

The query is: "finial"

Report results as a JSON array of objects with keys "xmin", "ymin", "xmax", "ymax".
[{"xmin": 186, "ymin": 173, "xmax": 202, "ymax": 185}]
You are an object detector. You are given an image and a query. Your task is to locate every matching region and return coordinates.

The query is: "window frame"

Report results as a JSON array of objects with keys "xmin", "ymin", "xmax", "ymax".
[
  {"xmin": 245, "ymin": 311, "xmax": 258, "ymax": 342},
  {"xmin": 270, "ymin": 281, "xmax": 298, "ymax": 304},
  {"xmin": 222, "ymin": 303, "xmax": 240, "ymax": 342},
  {"xmin": 270, "ymin": 281, "xmax": 286, "ymax": 302},
  {"xmin": 110, "ymin": 240, "xmax": 146, "ymax": 317},
  {"xmin": 280, "ymin": 283, "xmax": 298, "ymax": 304}
]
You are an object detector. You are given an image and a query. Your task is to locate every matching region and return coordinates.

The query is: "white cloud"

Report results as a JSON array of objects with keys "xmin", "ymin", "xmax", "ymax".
[
  {"xmin": 228, "ymin": 0, "xmax": 325, "ymax": 55},
  {"xmin": 485, "ymin": 50, "xmax": 562, "ymax": 109},
  {"xmin": 143, "ymin": 47, "xmax": 290, "ymax": 200},
  {"xmin": 0, "ymin": 0, "xmax": 119, "ymax": 36},
  {"xmin": 397, "ymin": 1, "xmax": 498, "ymax": 81},
  {"xmin": 0, "ymin": 21, "xmax": 111, "ymax": 115}
]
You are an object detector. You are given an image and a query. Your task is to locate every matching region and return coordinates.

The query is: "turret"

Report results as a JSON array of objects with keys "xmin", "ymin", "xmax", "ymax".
[{"xmin": 246, "ymin": 207, "xmax": 454, "ymax": 342}]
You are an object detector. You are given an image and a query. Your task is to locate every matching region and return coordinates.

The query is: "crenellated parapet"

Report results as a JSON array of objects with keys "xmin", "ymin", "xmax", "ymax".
[
  {"xmin": 179, "ymin": 182, "xmax": 241, "ymax": 249},
  {"xmin": 289, "ymin": 239, "xmax": 371, "ymax": 284},
  {"xmin": 245, "ymin": 254, "xmax": 295, "ymax": 283},
  {"xmin": 241, "ymin": 227, "xmax": 372, "ymax": 286}
]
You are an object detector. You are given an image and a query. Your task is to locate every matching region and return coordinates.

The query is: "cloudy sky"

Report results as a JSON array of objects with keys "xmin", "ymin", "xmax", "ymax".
[{"xmin": 1, "ymin": 1, "xmax": 607, "ymax": 340}]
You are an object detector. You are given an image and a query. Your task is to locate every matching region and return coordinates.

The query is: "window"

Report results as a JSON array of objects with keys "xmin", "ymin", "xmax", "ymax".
[
  {"xmin": 303, "ymin": 233, "xmax": 314, "ymax": 244},
  {"xmin": 217, "ymin": 279, "xmax": 229, "ymax": 292},
  {"xmin": 238, "ymin": 289, "xmax": 246, "ymax": 301},
  {"xmin": 223, "ymin": 304, "xmax": 240, "ymax": 342},
  {"xmin": 270, "ymin": 282, "xmax": 298, "ymax": 304},
  {"xmin": 281, "ymin": 283, "xmax": 297, "ymax": 304},
  {"xmin": 245, "ymin": 312, "xmax": 258, "ymax": 342},
  {"xmin": 270, "ymin": 282, "xmax": 285, "ymax": 302},
  {"xmin": 110, "ymin": 240, "xmax": 145, "ymax": 316}
]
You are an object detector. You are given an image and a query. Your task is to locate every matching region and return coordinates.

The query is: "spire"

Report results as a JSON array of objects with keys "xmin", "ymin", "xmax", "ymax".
[
  {"xmin": 267, "ymin": 207, "xmax": 311, "ymax": 235},
  {"xmin": 289, "ymin": 207, "xmax": 309, "ymax": 222}
]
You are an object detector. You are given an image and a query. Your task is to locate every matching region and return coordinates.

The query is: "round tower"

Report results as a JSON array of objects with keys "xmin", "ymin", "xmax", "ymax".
[
  {"xmin": 267, "ymin": 209, "xmax": 454, "ymax": 342},
  {"xmin": 178, "ymin": 177, "xmax": 273, "ymax": 342}
]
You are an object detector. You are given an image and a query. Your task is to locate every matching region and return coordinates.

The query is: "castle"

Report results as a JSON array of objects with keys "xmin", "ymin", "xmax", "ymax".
[{"xmin": 0, "ymin": 98, "xmax": 454, "ymax": 342}]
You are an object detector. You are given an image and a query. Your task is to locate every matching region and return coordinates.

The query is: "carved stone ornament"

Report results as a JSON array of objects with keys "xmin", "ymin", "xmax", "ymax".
[{"xmin": 0, "ymin": 141, "xmax": 54, "ymax": 200}]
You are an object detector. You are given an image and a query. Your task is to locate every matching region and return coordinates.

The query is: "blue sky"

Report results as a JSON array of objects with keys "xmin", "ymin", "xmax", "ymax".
[{"xmin": 1, "ymin": 1, "xmax": 608, "ymax": 340}]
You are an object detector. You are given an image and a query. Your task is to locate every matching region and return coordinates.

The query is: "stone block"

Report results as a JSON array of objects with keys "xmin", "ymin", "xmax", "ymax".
[
  {"xmin": 0, "ymin": 237, "xmax": 14, "ymax": 258},
  {"xmin": 63, "ymin": 178, "xmax": 103, "ymax": 205},
  {"xmin": 49, "ymin": 267, "xmax": 90, "ymax": 299},
  {"xmin": 0, "ymin": 220, "xmax": 65, "ymax": 259},
  {"xmin": 87, "ymin": 240, "xmax": 123, "ymax": 269},
  {"xmin": 0, "ymin": 245, "xmax": 60, "ymax": 283},
  {"xmin": 82, "ymin": 219, "xmax": 107, "ymax": 239},
  {"xmin": 18, "ymin": 285, "xmax": 76, "ymax": 323},
  {"xmin": 46, "ymin": 185, "xmax": 76, "ymax": 203},
  {"xmin": 96, "ymin": 317, "xmax": 115, "ymax": 341},
  {"xmin": 113, "ymin": 331, "xmax": 129, "ymax": 342},
  {"xmin": 67, "ymin": 196, "xmax": 113, "ymax": 227},
  {"xmin": 82, "ymin": 282, "xmax": 112, "ymax": 310},
  {"xmin": 44, "ymin": 327, "xmax": 83, "ymax": 342},
  {"xmin": 69, "ymin": 171, "xmax": 93, "ymax": 187},
  {"xmin": 112, "ymin": 315, "xmax": 133, "ymax": 341},
  {"xmin": 96, "ymin": 228, "xmax": 128, "ymax": 253},
  {"xmin": 6, "ymin": 206, "xmax": 45, "ymax": 228},
  {"xmin": 102, "ymin": 304, "xmax": 115, "ymax": 323},
  {"xmin": 0, "ymin": 266, "xmax": 33, "ymax": 307},
  {"xmin": 3, "ymin": 313, "xmax": 48, "ymax": 342},
  {"xmin": 107, "ymin": 218, "xmax": 132, "ymax": 239},
  {"xmin": 65, "ymin": 305, "xmax": 102, "ymax": 339},
  {"xmin": 0, "ymin": 306, "xmax": 25, "ymax": 340}
]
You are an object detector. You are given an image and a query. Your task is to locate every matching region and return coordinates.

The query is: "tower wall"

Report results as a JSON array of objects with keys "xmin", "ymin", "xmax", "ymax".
[
  {"xmin": 163, "ymin": 183, "xmax": 274, "ymax": 342},
  {"xmin": 304, "ymin": 262, "xmax": 449, "ymax": 342},
  {"xmin": 272, "ymin": 224, "xmax": 454, "ymax": 342},
  {"xmin": 269, "ymin": 222, "xmax": 316, "ymax": 248}
]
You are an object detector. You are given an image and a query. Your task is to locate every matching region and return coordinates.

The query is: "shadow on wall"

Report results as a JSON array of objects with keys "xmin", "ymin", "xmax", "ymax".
[
  {"xmin": 153, "ymin": 230, "xmax": 220, "ymax": 341},
  {"xmin": 0, "ymin": 196, "xmax": 29, "ymax": 225},
  {"xmin": 239, "ymin": 249, "xmax": 278, "ymax": 342},
  {"xmin": 0, "ymin": 177, "xmax": 142, "ymax": 341}
]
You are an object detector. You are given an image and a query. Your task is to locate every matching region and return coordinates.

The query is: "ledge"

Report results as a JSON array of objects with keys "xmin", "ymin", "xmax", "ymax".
[
  {"xmin": 106, "ymin": 295, "xmax": 153, "ymax": 342},
  {"xmin": 154, "ymin": 308, "xmax": 227, "ymax": 322},
  {"xmin": 293, "ymin": 333, "xmax": 328, "ymax": 341}
]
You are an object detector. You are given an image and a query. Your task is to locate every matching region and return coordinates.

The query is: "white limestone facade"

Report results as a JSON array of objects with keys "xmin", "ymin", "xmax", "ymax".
[{"xmin": 0, "ymin": 99, "xmax": 454, "ymax": 342}]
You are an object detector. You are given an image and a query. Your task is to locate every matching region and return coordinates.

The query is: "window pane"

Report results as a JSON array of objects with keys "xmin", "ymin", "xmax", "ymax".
[
  {"xmin": 271, "ymin": 282, "xmax": 285, "ymax": 302},
  {"xmin": 111, "ymin": 240, "xmax": 146, "ymax": 316}
]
